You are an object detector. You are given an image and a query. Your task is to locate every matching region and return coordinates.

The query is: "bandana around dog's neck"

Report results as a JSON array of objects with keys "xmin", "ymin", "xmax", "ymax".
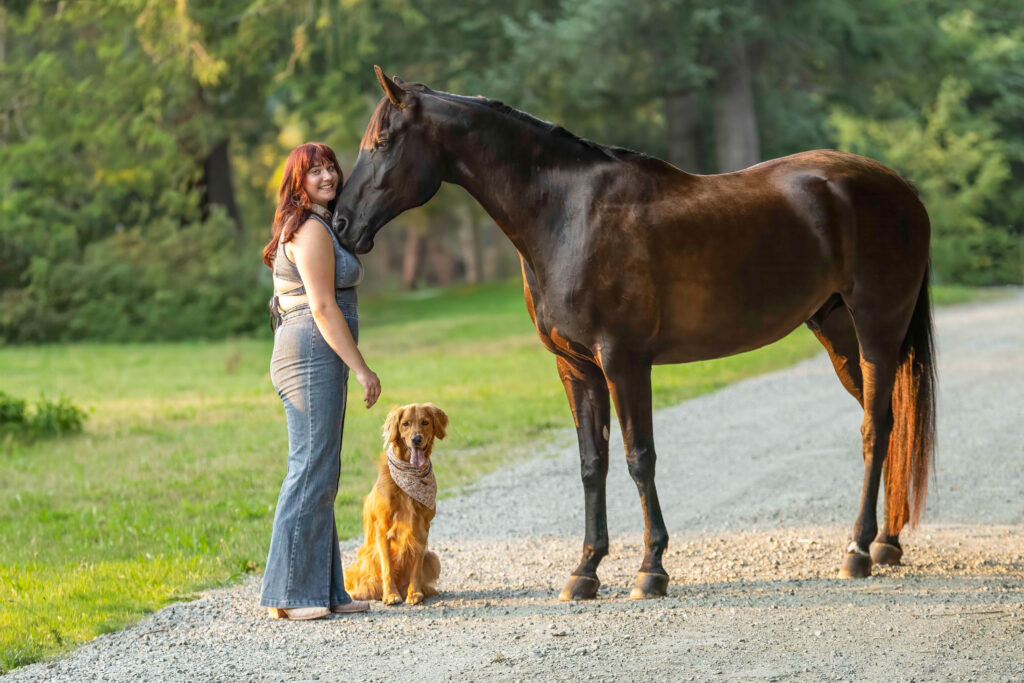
[{"xmin": 387, "ymin": 446, "xmax": 437, "ymax": 510}]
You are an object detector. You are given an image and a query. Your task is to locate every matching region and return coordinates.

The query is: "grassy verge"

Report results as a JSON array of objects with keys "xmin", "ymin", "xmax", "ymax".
[{"xmin": 0, "ymin": 280, "xmax": 997, "ymax": 670}]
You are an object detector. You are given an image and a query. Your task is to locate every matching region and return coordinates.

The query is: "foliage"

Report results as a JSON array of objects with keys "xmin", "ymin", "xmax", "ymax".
[
  {"xmin": 1, "ymin": 210, "xmax": 267, "ymax": 343},
  {"xmin": 0, "ymin": 391, "xmax": 86, "ymax": 442},
  {"xmin": 832, "ymin": 81, "xmax": 1021, "ymax": 285},
  {"xmin": 0, "ymin": 1, "xmax": 1021, "ymax": 344}
]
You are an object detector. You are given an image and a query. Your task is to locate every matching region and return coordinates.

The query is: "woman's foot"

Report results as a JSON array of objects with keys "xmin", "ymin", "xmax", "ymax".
[
  {"xmin": 267, "ymin": 606, "xmax": 330, "ymax": 620},
  {"xmin": 330, "ymin": 600, "xmax": 370, "ymax": 614}
]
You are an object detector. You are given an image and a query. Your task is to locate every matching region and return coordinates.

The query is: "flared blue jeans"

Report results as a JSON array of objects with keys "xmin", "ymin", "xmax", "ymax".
[{"xmin": 260, "ymin": 300, "xmax": 357, "ymax": 608}]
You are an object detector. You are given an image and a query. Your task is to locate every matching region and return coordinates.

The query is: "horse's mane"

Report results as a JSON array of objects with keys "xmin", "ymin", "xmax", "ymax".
[
  {"xmin": 451, "ymin": 93, "xmax": 647, "ymax": 161},
  {"xmin": 362, "ymin": 83, "xmax": 646, "ymax": 161}
]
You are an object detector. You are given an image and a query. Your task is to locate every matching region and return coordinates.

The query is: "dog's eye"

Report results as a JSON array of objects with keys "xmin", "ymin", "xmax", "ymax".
[
  {"xmin": 401, "ymin": 421, "xmax": 410, "ymax": 427},
  {"xmin": 421, "ymin": 420, "xmax": 429, "ymax": 426}
]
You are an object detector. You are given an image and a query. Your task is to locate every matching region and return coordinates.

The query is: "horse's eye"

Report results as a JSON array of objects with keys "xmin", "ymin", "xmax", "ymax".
[{"xmin": 375, "ymin": 136, "xmax": 390, "ymax": 150}]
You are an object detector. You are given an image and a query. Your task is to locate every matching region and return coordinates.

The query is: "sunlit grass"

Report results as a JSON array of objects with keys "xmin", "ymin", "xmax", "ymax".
[{"xmin": 0, "ymin": 280, "xmax": 990, "ymax": 671}]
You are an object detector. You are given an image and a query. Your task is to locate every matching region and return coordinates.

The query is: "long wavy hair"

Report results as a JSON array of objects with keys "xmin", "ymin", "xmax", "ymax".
[{"xmin": 262, "ymin": 142, "xmax": 343, "ymax": 268}]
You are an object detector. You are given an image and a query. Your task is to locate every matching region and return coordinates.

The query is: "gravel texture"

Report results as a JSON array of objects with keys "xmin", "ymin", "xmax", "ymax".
[{"xmin": 8, "ymin": 291, "xmax": 1024, "ymax": 682}]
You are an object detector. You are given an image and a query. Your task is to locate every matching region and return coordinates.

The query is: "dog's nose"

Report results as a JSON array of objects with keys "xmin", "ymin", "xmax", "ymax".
[{"xmin": 411, "ymin": 434, "xmax": 423, "ymax": 446}]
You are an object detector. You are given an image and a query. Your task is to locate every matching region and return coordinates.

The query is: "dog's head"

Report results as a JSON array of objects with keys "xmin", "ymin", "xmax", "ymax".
[{"xmin": 382, "ymin": 403, "xmax": 448, "ymax": 468}]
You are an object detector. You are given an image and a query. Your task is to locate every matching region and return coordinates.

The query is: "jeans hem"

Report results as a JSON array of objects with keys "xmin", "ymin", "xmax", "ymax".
[{"xmin": 260, "ymin": 597, "xmax": 332, "ymax": 609}]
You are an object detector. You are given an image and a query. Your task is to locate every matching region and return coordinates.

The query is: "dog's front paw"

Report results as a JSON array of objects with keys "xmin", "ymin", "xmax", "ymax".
[
  {"xmin": 406, "ymin": 591, "xmax": 424, "ymax": 605},
  {"xmin": 382, "ymin": 592, "xmax": 403, "ymax": 606}
]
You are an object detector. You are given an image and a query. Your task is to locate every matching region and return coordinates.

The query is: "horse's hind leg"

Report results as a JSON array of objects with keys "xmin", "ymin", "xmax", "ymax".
[
  {"xmin": 839, "ymin": 299, "xmax": 918, "ymax": 578},
  {"xmin": 806, "ymin": 295, "xmax": 863, "ymax": 407},
  {"xmin": 807, "ymin": 298, "xmax": 905, "ymax": 566},
  {"xmin": 601, "ymin": 353, "xmax": 669, "ymax": 599},
  {"xmin": 555, "ymin": 355, "xmax": 612, "ymax": 601}
]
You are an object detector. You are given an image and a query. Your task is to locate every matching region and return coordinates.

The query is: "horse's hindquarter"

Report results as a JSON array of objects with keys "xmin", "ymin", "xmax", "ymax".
[{"xmin": 585, "ymin": 154, "xmax": 859, "ymax": 364}]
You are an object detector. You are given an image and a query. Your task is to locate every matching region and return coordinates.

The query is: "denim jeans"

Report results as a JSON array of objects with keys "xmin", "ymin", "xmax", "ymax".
[{"xmin": 261, "ymin": 297, "xmax": 358, "ymax": 608}]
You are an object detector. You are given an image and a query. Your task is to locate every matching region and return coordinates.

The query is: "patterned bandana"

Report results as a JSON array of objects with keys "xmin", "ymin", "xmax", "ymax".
[{"xmin": 387, "ymin": 446, "xmax": 437, "ymax": 510}]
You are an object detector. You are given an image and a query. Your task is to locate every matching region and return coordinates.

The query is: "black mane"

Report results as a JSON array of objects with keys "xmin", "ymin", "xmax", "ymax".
[{"xmin": 428, "ymin": 89, "xmax": 647, "ymax": 162}]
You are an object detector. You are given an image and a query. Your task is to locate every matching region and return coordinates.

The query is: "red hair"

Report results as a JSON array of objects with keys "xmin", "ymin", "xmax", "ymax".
[{"xmin": 262, "ymin": 142, "xmax": 344, "ymax": 268}]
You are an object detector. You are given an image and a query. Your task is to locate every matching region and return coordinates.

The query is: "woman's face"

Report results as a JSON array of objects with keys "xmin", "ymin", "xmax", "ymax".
[{"xmin": 303, "ymin": 159, "xmax": 340, "ymax": 207}]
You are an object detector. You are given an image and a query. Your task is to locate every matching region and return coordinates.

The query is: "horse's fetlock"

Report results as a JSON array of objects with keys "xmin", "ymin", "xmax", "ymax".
[{"xmin": 588, "ymin": 542, "xmax": 609, "ymax": 561}]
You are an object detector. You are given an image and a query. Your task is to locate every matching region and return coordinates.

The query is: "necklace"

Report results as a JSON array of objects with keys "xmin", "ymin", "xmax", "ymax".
[{"xmin": 310, "ymin": 204, "xmax": 331, "ymax": 219}]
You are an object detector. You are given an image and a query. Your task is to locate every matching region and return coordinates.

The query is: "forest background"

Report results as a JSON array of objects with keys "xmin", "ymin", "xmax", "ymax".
[{"xmin": 1, "ymin": 0, "xmax": 1022, "ymax": 344}]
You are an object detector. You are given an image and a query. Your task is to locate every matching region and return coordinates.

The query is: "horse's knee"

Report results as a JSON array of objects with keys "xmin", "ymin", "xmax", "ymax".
[{"xmin": 625, "ymin": 447, "xmax": 656, "ymax": 484}]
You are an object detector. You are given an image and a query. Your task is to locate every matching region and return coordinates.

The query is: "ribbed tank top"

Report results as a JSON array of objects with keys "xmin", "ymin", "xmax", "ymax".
[{"xmin": 273, "ymin": 213, "xmax": 364, "ymax": 295}]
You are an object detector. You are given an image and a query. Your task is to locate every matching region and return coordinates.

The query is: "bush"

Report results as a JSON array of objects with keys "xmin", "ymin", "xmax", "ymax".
[
  {"xmin": 0, "ymin": 393, "xmax": 28, "ymax": 427},
  {"xmin": 831, "ymin": 78, "xmax": 1023, "ymax": 286},
  {"xmin": 0, "ymin": 210, "xmax": 270, "ymax": 344},
  {"xmin": 0, "ymin": 392, "xmax": 87, "ymax": 442}
]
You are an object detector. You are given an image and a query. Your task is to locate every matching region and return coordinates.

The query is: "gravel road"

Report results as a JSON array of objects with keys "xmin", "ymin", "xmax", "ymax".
[{"xmin": 9, "ymin": 291, "xmax": 1024, "ymax": 682}]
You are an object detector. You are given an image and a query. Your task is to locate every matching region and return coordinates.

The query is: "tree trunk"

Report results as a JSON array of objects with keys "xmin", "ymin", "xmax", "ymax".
[
  {"xmin": 664, "ymin": 90, "xmax": 703, "ymax": 173},
  {"xmin": 402, "ymin": 225, "xmax": 425, "ymax": 290},
  {"xmin": 458, "ymin": 206, "xmax": 482, "ymax": 284},
  {"xmin": 202, "ymin": 139, "xmax": 243, "ymax": 231},
  {"xmin": 713, "ymin": 37, "xmax": 760, "ymax": 173}
]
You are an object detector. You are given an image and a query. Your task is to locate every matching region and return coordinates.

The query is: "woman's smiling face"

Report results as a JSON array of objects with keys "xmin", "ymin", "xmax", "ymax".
[{"xmin": 303, "ymin": 159, "xmax": 340, "ymax": 207}]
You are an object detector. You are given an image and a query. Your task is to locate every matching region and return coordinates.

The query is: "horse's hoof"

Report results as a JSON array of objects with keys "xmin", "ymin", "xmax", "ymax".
[
  {"xmin": 629, "ymin": 571, "xmax": 669, "ymax": 600},
  {"xmin": 838, "ymin": 551, "xmax": 873, "ymax": 578},
  {"xmin": 869, "ymin": 541, "xmax": 903, "ymax": 566},
  {"xmin": 558, "ymin": 574, "xmax": 600, "ymax": 601}
]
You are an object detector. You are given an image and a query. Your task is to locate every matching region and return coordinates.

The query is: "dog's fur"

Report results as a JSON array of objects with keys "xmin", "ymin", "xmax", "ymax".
[{"xmin": 345, "ymin": 403, "xmax": 448, "ymax": 605}]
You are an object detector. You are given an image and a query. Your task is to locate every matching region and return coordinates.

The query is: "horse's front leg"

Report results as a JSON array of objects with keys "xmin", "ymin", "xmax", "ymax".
[
  {"xmin": 555, "ymin": 355, "xmax": 612, "ymax": 601},
  {"xmin": 602, "ymin": 353, "xmax": 669, "ymax": 599}
]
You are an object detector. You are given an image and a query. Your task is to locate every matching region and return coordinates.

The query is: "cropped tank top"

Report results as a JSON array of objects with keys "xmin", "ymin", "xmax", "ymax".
[{"xmin": 273, "ymin": 213, "xmax": 364, "ymax": 295}]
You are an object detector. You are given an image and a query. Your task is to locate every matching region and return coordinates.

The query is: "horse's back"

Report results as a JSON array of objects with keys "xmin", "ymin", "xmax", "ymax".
[{"xmin": 577, "ymin": 149, "xmax": 928, "ymax": 362}]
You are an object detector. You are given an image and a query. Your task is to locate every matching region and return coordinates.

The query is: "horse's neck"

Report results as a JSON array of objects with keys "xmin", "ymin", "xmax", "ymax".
[{"xmin": 443, "ymin": 113, "xmax": 601, "ymax": 266}]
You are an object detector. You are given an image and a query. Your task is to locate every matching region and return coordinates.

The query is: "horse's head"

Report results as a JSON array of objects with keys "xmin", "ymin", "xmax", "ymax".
[{"xmin": 333, "ymin": 66, "xmax": 445, "ymax": 254}]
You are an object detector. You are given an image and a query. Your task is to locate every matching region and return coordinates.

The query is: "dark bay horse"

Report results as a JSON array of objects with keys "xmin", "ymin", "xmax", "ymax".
[{"xmin": 334, "ymin": 67, "xmax": 936, "ymax": 600}]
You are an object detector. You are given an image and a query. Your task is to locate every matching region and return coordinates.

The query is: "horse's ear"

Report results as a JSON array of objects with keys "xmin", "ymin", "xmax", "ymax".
[{"xmin": 374, "ymin": 65, "xmax": 405, "ymax": 109}]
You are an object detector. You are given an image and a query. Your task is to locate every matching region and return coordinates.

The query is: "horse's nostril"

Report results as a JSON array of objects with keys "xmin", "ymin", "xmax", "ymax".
[{"xmin": 332, "ymin": 214, "xmax": 348, "ymax": 233}]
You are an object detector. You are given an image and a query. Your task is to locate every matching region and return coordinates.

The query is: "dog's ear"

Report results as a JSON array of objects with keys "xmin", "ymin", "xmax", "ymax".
[
  {"xmin": 382, "ymin": 405, "xmax": 403, "ymax": 449},
  {"xmin": 426, "ymin": 403, "xmax": 448, "ymax": 440}
]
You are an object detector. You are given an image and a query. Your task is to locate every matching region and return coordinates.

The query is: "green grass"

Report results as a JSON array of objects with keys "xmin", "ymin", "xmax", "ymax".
[
  {"xmin": 929, "ymin": 283, "xmax": 1011, "ymax": 307},
  {"xmin": 0, "ymin": 280, "xmax": 995, "ymax": 671}
]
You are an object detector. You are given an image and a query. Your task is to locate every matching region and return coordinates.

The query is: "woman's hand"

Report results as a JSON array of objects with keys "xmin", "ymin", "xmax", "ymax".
[{"xmin": 355, "ymin": 366, "xmax": 381, "ymax": 409}]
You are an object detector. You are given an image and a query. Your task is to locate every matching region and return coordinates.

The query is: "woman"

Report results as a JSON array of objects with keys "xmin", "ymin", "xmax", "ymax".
[{"xmin": 260, "ymin": 142, "xmax": 381, "ymax": 620}]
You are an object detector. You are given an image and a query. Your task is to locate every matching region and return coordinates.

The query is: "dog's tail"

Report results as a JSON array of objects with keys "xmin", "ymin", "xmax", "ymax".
[
  {"xmin": 344, "ymin": 545, "xmax": 383, "ymax": 600},
  {"xmin": 421, "ymin": 550, "xmax": 441, "ymax": 591}
]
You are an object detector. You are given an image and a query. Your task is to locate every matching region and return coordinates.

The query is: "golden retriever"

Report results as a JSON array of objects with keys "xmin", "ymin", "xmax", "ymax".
[{"xmin": 345, "ymin": 403, "xmax": 447, "ymax": 605}]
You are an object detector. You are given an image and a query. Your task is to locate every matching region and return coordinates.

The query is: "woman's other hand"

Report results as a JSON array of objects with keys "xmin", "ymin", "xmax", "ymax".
[{"xmin": 355, "ymin": 366, "xmax": 381, "ymax": 408}]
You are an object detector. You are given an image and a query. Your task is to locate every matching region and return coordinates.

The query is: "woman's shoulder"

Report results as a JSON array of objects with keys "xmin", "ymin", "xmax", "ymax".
[{"xmin": 292, "ymin": 216, "xmax": 333, "ymax": 243}]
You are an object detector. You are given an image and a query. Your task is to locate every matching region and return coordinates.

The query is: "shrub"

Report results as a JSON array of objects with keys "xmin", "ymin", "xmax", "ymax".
[
  {"xmin": 0, "ymin": 210, "xmax": 270, "ymax": 344},
  {"xmin": 26, "ymin": 396, "xmax": 87, "ymax": 438},
  {"xmin": 0, "ymin": 392, "xmax": 87, "ymax": 442},
  {"xmin": 0, "ymin": 392, "xmax": 28, "ymax": 427},
  {"xmin": 831, "ymin": 78, "xmax": 1022, "ymax": 286}
]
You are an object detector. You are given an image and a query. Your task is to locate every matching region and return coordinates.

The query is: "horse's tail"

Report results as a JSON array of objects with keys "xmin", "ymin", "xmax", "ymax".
[{"xmin": 885, "ymin": 265, "xmax": 937, "ymax": 534}]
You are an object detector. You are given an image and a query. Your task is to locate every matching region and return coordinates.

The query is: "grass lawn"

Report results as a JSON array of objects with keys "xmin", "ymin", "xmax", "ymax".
[{"xmin": 0, "ymin": 280, "xmax": 994, "ymax": 671}]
